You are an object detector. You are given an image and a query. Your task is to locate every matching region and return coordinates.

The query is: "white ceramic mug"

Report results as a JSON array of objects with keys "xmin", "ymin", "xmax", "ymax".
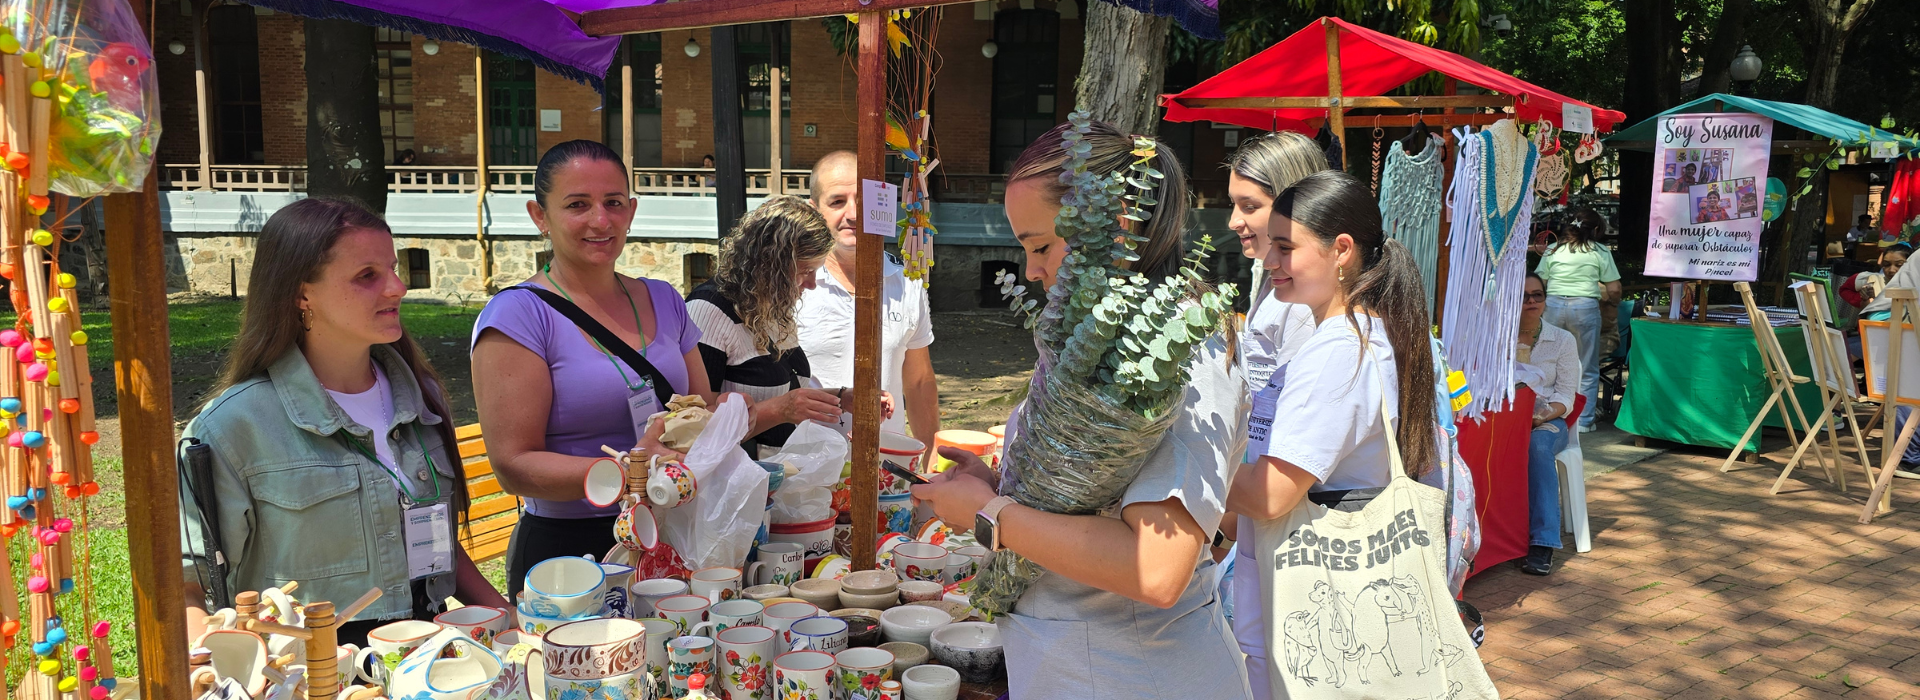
[
  {"xmin": 666, "ymin": 635, "xmax": 716, "ymax": 699},
  {"xmin": 364, "ymin": 620, "xmax": 444, "ymax": 686},
  {"xmin": 582, "ymin": 457, "xmax": 626, "ymax": 507},
  {"xmin": 787, "ymin": 616, "xmax": 849, "ymax": 657},
  {"xmin": 523, "ymin": 557, "xmax": 607, "ymax": 619},
  {"xmin": 834, "ymin": 647, "xmax": 896, "ymax": 700},
  {"xmin": 434, "ymin": 606, "xmax": 511, "ymax": 647},
  {"xmin": 542, "ymin": 618, "xmax": 648, "ymax": 682},
  {"xmin": 653, "ymin": 594, "xmax": 712, "ymax": 637},
  {"xmin": 877, "ymin": 432, "xmax": 926, "ymax": 496},
  {"xmin": 762, "ymin": 601, "xmax": 821, "ymax": 642},
  {"xmin": 690, "ymin": 599, "xmax": 764, "ymax": 638},
  {"xmin": 943, "ymin": 553, "xmax": 974, "ymax": 585},
  {"xmin": 900, "ymin": 664, "xmax": 960, "ymax": 700},
  {"xmin": 198, "ymin": 629, "xmax": 270, "ymax": 698},
  {"xmin": 388, "ymin": 628, "xmax": 504, "ymax": 700},
  {"xmin": 889, "ymin": 542, "xmax": 949, "ymax": 584},
  {"xmin": 748, "ymin": 542, "xmax": 806, "ymax": 587},
  {"xmin": 716, "ymin": 625, "xmax": 779, "ymax": 700},
  {"xmin": 637, "ymin": 617, "xmax": 676, "ymax": 700},
  {"xmin": 631, "ymin": 578, "xmax": 691, "ymax": 618},
  {"xmin": 599, "ymin": 563, "xmax": 639, "ymax": 619},
  {"xmin": 773, "ymin": 650, "xmax": 838, "ymax": 700},
  {"xmin": 690, "ymin": 566, "xmax": 743, "ymax": 603}
]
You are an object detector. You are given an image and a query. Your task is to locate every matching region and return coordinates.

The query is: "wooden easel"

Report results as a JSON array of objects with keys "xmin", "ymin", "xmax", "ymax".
[
  {"xmin": 1858, "ymin": 288, "xmax": 1920, "ymax": 523},
  {"xmin": 1780, "ymin": 281, "xmax": 1876, "ymax": 493},
  {"xmin": 1719, "ymin": 282, "xmax": 1831, "ymax": 476}
]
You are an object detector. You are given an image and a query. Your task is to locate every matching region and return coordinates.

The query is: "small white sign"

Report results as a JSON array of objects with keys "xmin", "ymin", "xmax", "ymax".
[
  {"xmin": 862, "ymin": 179, "xmax": 899, "ymax": 237},
  {"xmin": 539, "ymin": 109, "xmax": 563, "ymax": 132},
  {"xmin": 1871, "ymin": 141, "xmax": 1900, "ymax": 159},
  {"xmin": 1561, "ymin": 103, "xmax": 1594, "ymax": 134}
]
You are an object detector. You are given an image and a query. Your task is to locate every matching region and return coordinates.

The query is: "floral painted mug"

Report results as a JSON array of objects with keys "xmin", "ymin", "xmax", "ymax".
[
  {"xmin": 834, "ymin": 647, "xmax": 896, "ymax": 700},
  {"xmin": 647, "ymin": 460, "xmax": 698, "ymax": 508},
  {"xmin": 666, "ymin": 635, "xmax": 716, "ymax": 699},
  {"xmin": 716, "ymin": 625, "xmax": 778, "ymax": 700}
]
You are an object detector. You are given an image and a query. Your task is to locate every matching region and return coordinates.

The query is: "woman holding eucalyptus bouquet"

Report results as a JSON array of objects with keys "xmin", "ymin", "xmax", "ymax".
[{"xmin": 911, "ymin": 118, "xmax": 1251, "ymax": 699}]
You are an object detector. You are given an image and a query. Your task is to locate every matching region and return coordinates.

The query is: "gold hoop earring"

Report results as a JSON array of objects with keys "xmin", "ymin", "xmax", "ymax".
[
  {"xmin": 301, "ymin": 308, "xmax": 312, "ymax": 332},
  {"xmin": 1338, "ymin": 266, "xmax": 1346, "ymax": 283}
]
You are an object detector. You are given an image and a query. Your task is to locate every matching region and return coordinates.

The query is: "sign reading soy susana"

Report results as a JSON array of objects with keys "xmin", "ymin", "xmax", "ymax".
[{"xmin": 1644, "ymin": 113, "xmax": 1775, "ymax": 281}]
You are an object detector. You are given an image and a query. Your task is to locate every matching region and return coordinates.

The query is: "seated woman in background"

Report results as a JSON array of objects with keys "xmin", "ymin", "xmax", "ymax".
[
  {"xmin": 1514, "ymin": 272, "xmax": 1581, "ymax": 576},
  {"xmin": 686, "ymin": 195, "xmax": 891, "ymax": 456},
  {"xmin": 181, "ymin": 197, "xmax": 508, "ymax": 646}
]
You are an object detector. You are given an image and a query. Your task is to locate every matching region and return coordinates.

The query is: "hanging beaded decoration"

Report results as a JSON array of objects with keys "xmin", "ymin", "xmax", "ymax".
[{"xmin": 1370, "ymin": 124, "xmax": 1386, "ymax": 198}]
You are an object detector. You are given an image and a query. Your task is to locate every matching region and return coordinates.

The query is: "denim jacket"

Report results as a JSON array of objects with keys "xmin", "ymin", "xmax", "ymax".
[{"xmin": 180, "ymin": 345, "xmax": 457, "ymax": 622}]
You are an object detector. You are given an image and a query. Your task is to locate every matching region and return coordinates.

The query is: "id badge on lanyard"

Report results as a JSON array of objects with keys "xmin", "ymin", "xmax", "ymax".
[
  {"xmin": 1246, "ymin": 364, "xmax": 1288, "ymax": 463},
  {"xmin": 628, "ymin": 377, "xmax": 664, "ymax": 444},
  {"xmin": 404, "ymin": 501, "xmax": 453, "ymax": 580}
]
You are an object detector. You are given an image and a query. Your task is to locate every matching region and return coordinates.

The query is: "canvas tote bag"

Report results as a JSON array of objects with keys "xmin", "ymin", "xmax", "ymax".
[{"xmin": 1253, "ymin": 394, "xmax": 1499, "ymax": 699}]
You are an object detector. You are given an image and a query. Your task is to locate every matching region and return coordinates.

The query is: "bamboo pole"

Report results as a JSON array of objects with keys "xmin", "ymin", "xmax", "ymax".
[{"xmin": 850, "ymin": 12, "xmax": 885, "ymax": 572}]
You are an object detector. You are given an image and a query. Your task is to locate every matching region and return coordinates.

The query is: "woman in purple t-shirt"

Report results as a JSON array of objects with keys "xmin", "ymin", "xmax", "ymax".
[{"xmin": 472, "ymin": 140, "xmax": 718, "ymax": 594}]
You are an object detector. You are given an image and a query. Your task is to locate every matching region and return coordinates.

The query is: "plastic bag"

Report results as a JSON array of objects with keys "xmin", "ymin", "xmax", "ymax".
[
  {"xmin": 3, "ymin": 0, "xmax": 162, "ymax": 197},
  {"xmin": 763, "ymin": 420, "xmax": 848, "ymax": 492},
  {"xmin": 655, "ymin": 395, "xmax": 767, "ymax": 571},
  {"xmin": 769, "ymin": 486, "xmax": 833, "ymax": 525}
]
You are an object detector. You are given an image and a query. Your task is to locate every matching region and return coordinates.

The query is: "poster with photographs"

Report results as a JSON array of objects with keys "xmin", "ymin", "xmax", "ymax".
[{"xmin": 1644, "ymin": 113, "xmax": 1774, "ymax": 281}]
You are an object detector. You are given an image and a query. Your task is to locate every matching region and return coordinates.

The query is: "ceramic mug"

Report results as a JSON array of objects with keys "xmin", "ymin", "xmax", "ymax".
[
  {"xmin": 716, "ymin": 625, "xmax": 779, "ymax": 700},
  {"xmin": 691, "ymin": 566, "xmax": 744, "ymax": 603},
  {"xmin": 811, "ymin": 554, "xmax": 852, "ymax": 581},
  {"xmin": 878, "ymin": 679, "xmax": 902, "ymax": 700},
  {"xmin": 834, "ymin": 647, "xmax": 896, "ymax": 700},
  {"xmin": 490, "ymin": 630, "xmax": 534, "ymax": 657},
  {"xmin": 637, "ymin": 618, "xmax": 677, "ymax": 700},
  {"xmin": 653, "ymin": 595, "xmax": 712, "ymax": 637},
  {"xmin": 332, "ymin": 645, "xmax": 379, "ymax": 688},
  {"xmin": 787, "ymin": 616, "xmax": 849, "ymax": 657},
  {"xmin": 648, "ymin": 460, "xmax": 698, "ymax": 508},
  {"xmin": 544, "ymin": 670, "xmax": 643, "ymax": 700},
  {"xmin": 599, "ymin": 563, "xmax": 638, "ymax": 619},
  {"xmin": 889, "ymin": 542, "xmax": 948, "ymax": 584},
  {"xmin": 763, "ymin": 601, "xmax": 821, "ymax": 641},
  {"xmin": 631, "ymin": 578, "xmax": 691, "ymax": 618},
  {"xmin": 943, "ymin": 554, "xmax": 974, "ymax": 585},
  {"xmin": 388, "ymin": 628, "xmax": 504, "ymax": 700},
  {"xmin": 583, "ymin": 457, "xmax": 627, "ymax": 507},
  {"xmin": 666, "ymin": 635, "xmax": 716, "ymax": 699},
  {"xmin": 772, "ymin": 650, "xmax": 838, "ymax": 700},
  {"xmin": 954, "ymin": 546, "xmax": 989, "ymax": 573},
  {"xmin": 434, "ymin": 606, "xmax": 511, "ymax": 647},
  {"xmin": 878, "ymin": 494, "xmax": 915, "ymax": 539},
  {"xmin": 542, "ymin": 618, "xmax": 648, "ymax": 681},
  {"xmin": 748, "ymin": 542, "xmax": 806, "ymax": 587},
  {"xmin": 365, "ymin": 619, "xmax": 443, "ymax": 686},
  {"xmin": 614, "ymin": 497, "xmax": 660, "ymax": 553},
  {"xmin": 690, "ymin": 599, "xmax": 764, "ymax": 637},
  {"xmin": 523, "ymin": 557, "xmax": 608, "ymax": 619},
  {"xmin": 877, "ymin": 432, "xmax": 926, "ymax": 496},
  {"xmin": 198, "ymin": 629, "xmax": 270, "ymax": 698}
]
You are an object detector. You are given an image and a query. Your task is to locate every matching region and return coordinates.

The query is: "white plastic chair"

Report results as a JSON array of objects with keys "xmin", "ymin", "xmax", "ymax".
[{"xmin": 1554, "ymin": 395, "xmax": 1593, "ymax": 553}]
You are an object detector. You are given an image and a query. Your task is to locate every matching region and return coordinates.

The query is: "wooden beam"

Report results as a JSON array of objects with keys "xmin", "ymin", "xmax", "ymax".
[
  {"xmin": 850, "ymin": 11, "xmax": 885, "ymax": 573},
  {"xmin": 1323, "ymin": 18, "xmax": 1344, "ymax": 156},
  {"xmin": 192, "ymin": 2, "xmax": 213, "ymax": 190},
  {"xmin": 622, "ymin": 38, "xmax": 635, "ymax": 171},
  {"xmin": 580, "ymin": 0, "xmax": 972, "ymax": 36},
  {"xmin": 1173, "ymin": 95, "xmax": 1515, "ymax": 110},
  {"xmin": 476, "ymin": 50, "xmax": 494, "ymax": 292},
  {"xmin": 1299, "ymin": 112, "xmax": 1508, "ymax": 130},
  {"xmin": 106, "ymin": 161, "xmax": 187, "ymax": 698},
  {"xmin": 713, "ymin": 27, "xmax": 749, "ymax": 236},
  {"xmin": 769, "ymin": 25, "xmax": 785, "ymax": 196}
]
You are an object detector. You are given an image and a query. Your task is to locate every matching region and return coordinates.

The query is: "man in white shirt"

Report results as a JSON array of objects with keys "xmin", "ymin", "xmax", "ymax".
[
  {"xmin": 1847, "ymin": 214, "xmax": 1876, "ymax": 257},
  {"xmin": 800, "ymin": 151, "xmax": 940, "ymax": 459}
]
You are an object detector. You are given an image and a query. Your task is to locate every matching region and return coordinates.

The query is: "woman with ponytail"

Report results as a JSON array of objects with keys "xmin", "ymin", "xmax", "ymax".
[{"xmin": 1224, "ymin": 170, "xmax": 1439, "ymax": 698}]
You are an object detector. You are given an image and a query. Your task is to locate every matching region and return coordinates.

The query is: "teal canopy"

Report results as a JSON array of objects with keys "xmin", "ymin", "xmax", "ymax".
[{"xmin": 1607, "ymin": 93, "xmax": 1920, "ymax": 153}]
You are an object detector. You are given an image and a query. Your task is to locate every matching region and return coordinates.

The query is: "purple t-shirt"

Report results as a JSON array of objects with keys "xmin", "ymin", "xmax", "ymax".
[{"xmin": 471, "ymin": 279, "xmax": 702, "ymax": 518}]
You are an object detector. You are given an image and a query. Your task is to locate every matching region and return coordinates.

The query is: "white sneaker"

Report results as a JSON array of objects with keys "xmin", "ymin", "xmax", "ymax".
[{"xmin": 1579, "ymin": 424, "xmax": 1597, "ymax": 434}]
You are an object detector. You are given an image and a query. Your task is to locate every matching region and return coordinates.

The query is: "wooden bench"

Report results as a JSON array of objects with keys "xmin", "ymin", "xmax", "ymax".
[{"xmin": 455, "ymin": 423, "xmax": 520, "ymax": 563}]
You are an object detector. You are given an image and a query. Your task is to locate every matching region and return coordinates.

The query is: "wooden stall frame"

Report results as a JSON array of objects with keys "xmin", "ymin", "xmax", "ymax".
[
  {"xmin": 1717, "ymin": 282, "xmax": 1829, "ymax": 476},
  {"xmin": 1859, "ymin": 289, "xmax": 1920, "ymax": 523},
  {"xmin": 1781, "ymin": 282, "xmax": 1875, "ymax": 493}
]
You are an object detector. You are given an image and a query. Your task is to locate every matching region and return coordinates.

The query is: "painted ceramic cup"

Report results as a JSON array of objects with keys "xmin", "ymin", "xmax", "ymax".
[
  {"xmin": 773, "ymin": 650, "xmax": 838, "ymax": 700},
  {"xmin": 388, "ymin": 628, "xmax": 504, "ymax": 700},
  {"xmin": 599, "ymin": 563, "xmax": 639, "ymax": 619},
  {"xmin": 762, "ymin": 601, "xmax": 821, "ymax": 642},
  {"xmin": 691, "ymin": 566, "xmax": 743, "ymax": 603},
  {"xmin": 878, "ymin": 679, "xmax": 902, "ymax": 700},
  {"xmin": 787, "ymin": 616, "xmax": 850, "ymax": 657},
  {"xmin": 954, "ymin": 546, "xmax": 989, "ymax": 574},
  {"xmin": 889, "ymin": 542, "xmax": 948, "ymax": 584},
  {"xmin": 637, "ymin": 618, "xmax": 677, "ymax": 700},
  {"xmin": 541, "ymin": 618, "xmax": 647, "ymax": 681},
  {"xmin": 434, "ymin": 606, "xmax": 511, "ymax": 648},
  {"xmin": 748, "ymin": 542, "xmax": 805, "ymax": 587},
  {"xmin": 943, "ymin": 553, "xmax": 974, "ymax": 586},
  {"xmin": 716, "ymin": 625, "xmax": 779, "ymax": 700},
  {"xmin": 648, "ymin": 460, "xmax": 698, "ymax": 508},
  {"xmin": 690, "ymin": 599, "xmax": 764, "ymax": 638},
  {"xmin": 877, "ymin": 432, "xmax": 925, "ymax": 496},
  {"xmin": 897, "ymin": 580, "xmax": 944, "ymax": 605},
  {"xmin": 544, "ymin": 670, "xmax": 642, "ymax": 700},
  {"xmin": 631, "ymin": 578, "xmax": 691, "ymax": 618},
  {"xmin": 615, "ymin": 497, "xmax": 660, "ymax": 553},
  {"xmin": 364, "ymin": 619, "xmax": 443, "ymax": 686},
  {"xmin": 878, "ymin": 494, "xmax": 915, "ymax": 542},
  {"xmin": 834, "ymin": 647, "xmax": 896, "ymax": 700},
  {"xmin": 583, "ymin": 457, "xmax": 627, "ymax": 508},
  {"xmin": 523, "ymin": 557, "xmax": 608, "ymax": 619},
  {"xmin": 654, "ymin": 595, "xmax": 712, "ymax": 637},
  {"xmin": 666, "ymin": 635, "xmax": 716, "ymax": 699}
]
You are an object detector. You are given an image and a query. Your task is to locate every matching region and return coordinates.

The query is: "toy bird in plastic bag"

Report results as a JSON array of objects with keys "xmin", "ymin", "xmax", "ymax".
[{"xmin": 3, "ymin": 0, "xmax": 162, "ymax": 197}]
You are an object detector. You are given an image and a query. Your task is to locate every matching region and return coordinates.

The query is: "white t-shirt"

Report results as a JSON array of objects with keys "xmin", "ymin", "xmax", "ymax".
[
  {"xmin": 1240, "ymin": 291, "xmax": 1317, "ymax": 389},
  {"xmin": 326, "ymin": 362, "xmax": 401, "ymax": 489},
  {"xmin": 795, "ymin": 256, "xmax": 934, "ymax": 436},
  {"xmin": 1259, "ymin": 314, "xmax": 1399, "ymax": 491}
]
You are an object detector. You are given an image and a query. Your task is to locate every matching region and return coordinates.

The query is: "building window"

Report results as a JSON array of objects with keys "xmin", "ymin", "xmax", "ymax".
[
  {"xmin": 486, "ymin": 53, "xmax": 539, "ymax": 166},
  {"xmin": 737, "ymin": 23, "xmax": 792, "ymax": 169},
  {"xmin": 990, "ymin": 9, "xmax": 1061, "ymax": 173},
  {"xmin": 685, "ymin": 253, "xmax": 715, "ymax": 289},
  {"xmin": 400, "ymin": 248, "xmax": 431, "ymax": 289},
  {"xmin": 376, "ymin": 29, "xmax": 416, "ymax": 165},
  {"xmin": 208, "ymin": 6, "xmax": 264, "ymax": 163},
  {"xmin": 603, "ymin": 34, "xmax": 664, "ymax": 167}
]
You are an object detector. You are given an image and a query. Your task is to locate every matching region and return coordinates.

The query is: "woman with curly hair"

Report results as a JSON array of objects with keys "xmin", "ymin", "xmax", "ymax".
[{"xmin": 688, "ymin": 195, "xmax": 888, "ymax": 453}]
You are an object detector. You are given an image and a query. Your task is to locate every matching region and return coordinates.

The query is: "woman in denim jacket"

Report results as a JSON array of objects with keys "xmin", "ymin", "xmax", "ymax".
[{"xmin": 180, "ymin": 198, "xmax": 509, "ymax": 646}]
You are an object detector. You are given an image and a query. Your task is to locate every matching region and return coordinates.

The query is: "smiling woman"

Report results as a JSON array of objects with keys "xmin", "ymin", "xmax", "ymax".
[{"xmin": 469, "ymin": 140, "xmax": 719, "ymax": 594}]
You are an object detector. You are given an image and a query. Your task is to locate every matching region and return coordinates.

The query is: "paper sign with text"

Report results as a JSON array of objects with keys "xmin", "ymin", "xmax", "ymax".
[
  {"xmin": 1561, "ymin": 103, "xmax": 1594, "ymax": 134},
  {"xmin": 1644, "ymin": 113, "xmax": 1774, "ymax": 281},
  {"xmin": 862, "ymin": 179, "xmax": 899, "ymax": 238}
]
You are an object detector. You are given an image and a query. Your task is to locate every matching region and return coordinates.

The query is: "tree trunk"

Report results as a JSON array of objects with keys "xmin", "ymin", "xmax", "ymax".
[
  {"xmin": 1073, "ymin": 1, "xmax": 1171, "ymax": 137},
  {"xmin": 1698, "ymin": 0, "xmax": 1755, "ymax": 96},
  {"xmin": 305, "ymin": 19, "xmax": 387, "ymax": 213},
  {"xmin": 1618, "ymin": 0, "xmax": 1675, "ymax": 259},
  {"xmin": 1802, "ymin": 0, "xmax": 1878, "ymax": 108}
]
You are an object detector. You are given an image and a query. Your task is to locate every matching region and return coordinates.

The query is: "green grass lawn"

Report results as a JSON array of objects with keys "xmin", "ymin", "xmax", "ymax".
[{"xmin": 3, "ymin": 298, "xmax": 484, "ymax": 366}]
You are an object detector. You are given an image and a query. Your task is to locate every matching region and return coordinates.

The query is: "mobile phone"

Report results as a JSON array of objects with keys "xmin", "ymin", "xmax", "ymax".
[{"xmin": 882, "ymin": 460, "xmax": 930, "ymax": 486}]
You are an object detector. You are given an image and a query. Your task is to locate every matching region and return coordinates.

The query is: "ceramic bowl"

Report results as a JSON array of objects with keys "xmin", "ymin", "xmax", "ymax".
[
  {"xmin": 837, "ymin": 614, "xmax": 882, "ymax": 648},
  {"xmin": 929, "ymin": 622, "xmax": 1003, "ymax": 684},
  {"xmin": 789, "ymin": 578, "xmax": 843, "ymax": 610},
  {"xmin": 742, "ymin": 584, "xmax": 790, "ymax": 601},
  {"xmin": 878, "ymin": 605, "xmax": 950, "ymax": 647},
  {"xmin": 829, "ymin": 608, "xmax": 885, "ymax": 621},
  {"xmin": 897, "ymin": 580, "xmax": 944, "ymax": 604},
  {"xmin": 838, "ymin": 590, "xmax": 900, "ymax": 611},
  {"xmin": 918, "ymin": 600, "xmax": 972, "ymax": 623},
  {"xmin": 900, "ymin": 664, "xmax": 961, "ymax": 700},
  {"xmin": 757, "ymin": 597, "xmax": 806, "ymax": 608},
  {"xmin": 840, "ymin": 569, "xmax": 900, "ymax": 596},
  {"xmin": 878, "ymin": 642, "xmax": 928, "ymax": 676}
]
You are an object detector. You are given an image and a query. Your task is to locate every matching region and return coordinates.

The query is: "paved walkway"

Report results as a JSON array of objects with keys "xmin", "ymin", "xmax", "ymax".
[{"xmin": 1467, "ymin": 437, "xmax": 1920, "ymax": 699}]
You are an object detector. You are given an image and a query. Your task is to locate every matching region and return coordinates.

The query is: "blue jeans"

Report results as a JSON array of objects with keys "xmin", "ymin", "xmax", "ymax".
[
  {"xmin": 1528, "ymin": 419, "xmax": 1570, "ymax": 549},
  {"xmin": 1543, "ymin": 296, "xmax": 1602, "ymax": 427}
]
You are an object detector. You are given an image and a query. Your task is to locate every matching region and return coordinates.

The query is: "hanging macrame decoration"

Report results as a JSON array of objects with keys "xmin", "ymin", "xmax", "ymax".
[
  {"xmin": 1532, "ymin": 120, "xmax": 1569, "ymax": 200},
  {"xmin": 1378, "ymin": 132, "xmax": 1446, "ymax": 313},
  {"xmin": 1441, "ymin": 120, "xmax": 1539, "ymax": 419}
]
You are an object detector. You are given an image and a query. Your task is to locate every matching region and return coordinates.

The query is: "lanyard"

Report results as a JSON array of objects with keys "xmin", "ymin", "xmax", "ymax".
[
  {"xmin": 543, "ymin": 265, "xmax": 651, "ymax": 392},
  {"xmin": 341, "ymin": 425, "xmax": 443, "ymax": 507}
]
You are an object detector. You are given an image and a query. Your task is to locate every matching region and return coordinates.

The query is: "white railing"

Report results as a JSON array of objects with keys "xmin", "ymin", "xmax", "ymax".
[{"xmin": 166, "ymin": 165, "xmax": 815, "ymax": 197}]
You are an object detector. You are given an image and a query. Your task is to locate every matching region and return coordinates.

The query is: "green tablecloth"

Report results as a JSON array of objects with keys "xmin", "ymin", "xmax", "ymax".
[{"xmin": 1616, "ymin": 318, "xmax": 1826, "ymax": 452}]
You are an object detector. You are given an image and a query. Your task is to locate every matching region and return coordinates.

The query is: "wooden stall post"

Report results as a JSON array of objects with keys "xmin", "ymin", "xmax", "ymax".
[
  {"xmin": 849, "ymin": 11, "xmax": 886, "ymax": 572},
  {"xmin": 1861, "ymin": 289, "xmax": 1920, "ymax": 523},
  {"xmin": 303, "ymin": 602, "xmax": 339, "ymax": 700},
  {"xmin": 1322, "ymin": 18, "xmax": 1344, "ymax": 156}
]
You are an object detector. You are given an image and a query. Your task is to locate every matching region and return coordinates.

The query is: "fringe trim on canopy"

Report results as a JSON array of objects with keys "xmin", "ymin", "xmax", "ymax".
[
  {"xmin": 242, "ymin": 0, "xmax": 609, "ymax": 92},
  {"xmin": 1380, "ymin": 135, "xmax": 1447, "ymax": 314},
  {"xmin": 1091, "ymin": 0, "xmax": 1221, "ymax": 40},
  {"xmin": 1441, "ymin": 125, "xmax": 1537, "ymax": 420}
]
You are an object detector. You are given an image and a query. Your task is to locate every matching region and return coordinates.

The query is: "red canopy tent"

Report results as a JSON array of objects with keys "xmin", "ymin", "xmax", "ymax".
[{"xmin": 1161, "ymin": 17, "xmax": 1626, "ymax": 142}]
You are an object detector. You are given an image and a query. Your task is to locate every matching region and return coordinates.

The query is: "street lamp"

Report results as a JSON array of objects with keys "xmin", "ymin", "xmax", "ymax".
[
  {"xmin": 981, "ymin": 40, "xmax": 998, "ymax": 58},
  {"xmin": 1730, "ymin": 45, "xmax": 1763, "ymax": 84}
]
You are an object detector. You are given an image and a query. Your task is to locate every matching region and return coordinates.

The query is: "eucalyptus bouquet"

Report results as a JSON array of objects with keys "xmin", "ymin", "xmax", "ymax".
[{"xmin": 972, "ymin": 112, "xmax": 1236, "ymax": 615}]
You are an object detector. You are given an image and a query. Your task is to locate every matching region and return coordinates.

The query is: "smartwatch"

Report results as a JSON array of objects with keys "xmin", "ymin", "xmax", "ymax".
[{"xmin": 974, "ymin": 496, "xmax": 1016, "ymax": 551}]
